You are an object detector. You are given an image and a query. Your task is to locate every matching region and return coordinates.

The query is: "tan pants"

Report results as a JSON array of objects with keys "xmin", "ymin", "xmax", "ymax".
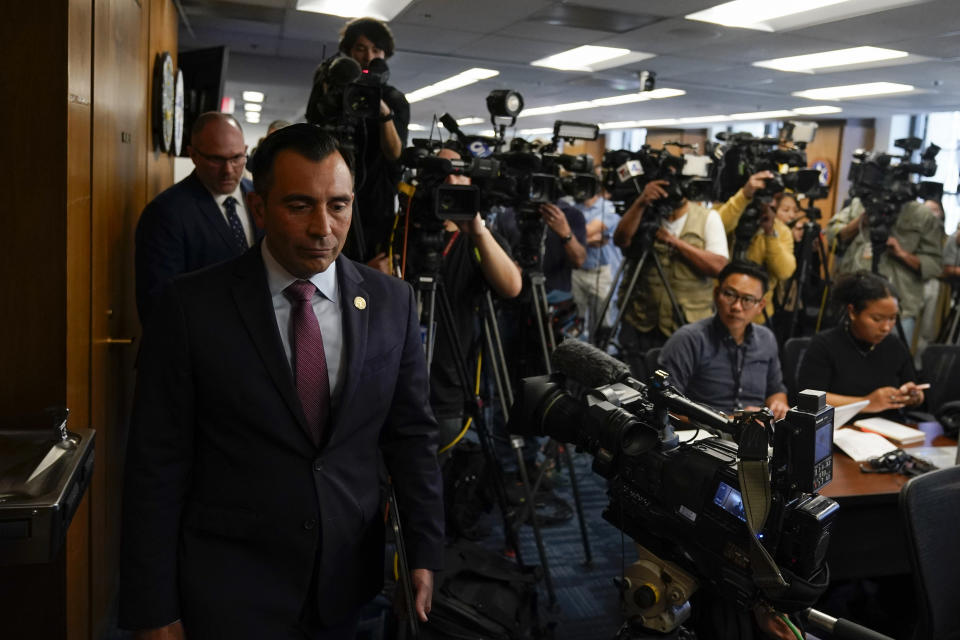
[{"xmin": 571, "ymin": 265, "xmax": 612, "ymax": 334}]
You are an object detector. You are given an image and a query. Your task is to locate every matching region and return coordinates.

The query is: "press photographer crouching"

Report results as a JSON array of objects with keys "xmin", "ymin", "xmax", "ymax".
[
  {"xmin": 306, "ymin": 17, "xmax": 409, "ymax": 263},
  {"xmin": 658, "ymin": 260, "xmax": 790, "ymax": 420},
  {"xmin": 827, "ymin": 138, "xmax": 945, "ymax": 344},
  {"xmin": 612, "ymin": 154, "xmax": 729, "ymax": 368}
]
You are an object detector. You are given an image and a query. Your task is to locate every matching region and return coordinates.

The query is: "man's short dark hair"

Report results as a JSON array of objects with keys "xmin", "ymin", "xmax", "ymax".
[
  {"xmin": 338, "ymin": 17, "xmax": 395, "ymax": 58},
  {"xmin": 249, "ymin": 123, "xmax": 355, "ymax": 196},
  {"xmin": 718, "ymin": 260, "xmax": 769, "ymax": 294},
  {"xmin": 190, "ymin": 112, "xmax": 242, "ymax": 144}
]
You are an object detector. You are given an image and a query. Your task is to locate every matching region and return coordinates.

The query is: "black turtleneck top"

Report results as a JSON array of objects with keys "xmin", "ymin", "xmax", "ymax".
[{"xmin": 798, "ymin": 324, "xmax": 917, "ymax": 419}]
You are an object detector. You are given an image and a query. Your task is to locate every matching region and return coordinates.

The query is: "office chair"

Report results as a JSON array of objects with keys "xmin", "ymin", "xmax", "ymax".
[
  {"xmin": 781, "ymin": 336, "xmax": 811, "ymax": 405},
  {"xmin": 899, "ymin": 464, "xmax": 960, "ymax": 640},
  {"xmin": 920, "ymin": 344, "xmax": 960, "ymax": 416}
]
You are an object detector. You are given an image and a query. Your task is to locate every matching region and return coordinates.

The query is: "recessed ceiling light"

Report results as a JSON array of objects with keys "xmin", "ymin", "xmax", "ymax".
[
  {"xmin": 245, "ymin": 113, "xmax": 261, "ymax": 124},
  {"xmin": 519, "ymin": 128, "xmax": 554, "ymax": 135},
  {"xmin": 244, "ymin": 103, "xmax": 262, "ymax": 113},
  {"xmin": 678, "ymin": 115, "xmax": 730, "ymax": 124},
  {"xmin": 456, "ymin": 117, "xmax": 484, "ymax": 126},
  {"xmin": 408, "ymin": 124, "xmax": 426, "ymax": 131},
  {"xmin": 518, "ymin": 88, "xmax": 685, "ymax": 118},
  {"xmin": 686, "ymin": 0, "xmax": 922, "ymax": 32},
  {"xmin": 729, "ymin": 109, "xmax": 795, "ymax": 120},
  {"xmin": 792, "ymin": 82, "xmax": 914, "ymax": 100},
  {"xmin": 753, "ymin": 46, "xmax": 909, "ymax": 73},
  {"xmin": 531, "ymin": 45, "xmax": 655, "ymax": 72},
  {"xmin": 242, "ymin": 91, "xmax": 264, "ymax": 103},
  {"xmin": 599, "ymin": 107, "xmax": 843, "ymax": 130},
  {"xmin": 406, "ymin": 68, "xmax": 500, "ymax": 104},
  {"xmin": 295, "ymin": 0, "xmax": 414, "ymax": 21}
]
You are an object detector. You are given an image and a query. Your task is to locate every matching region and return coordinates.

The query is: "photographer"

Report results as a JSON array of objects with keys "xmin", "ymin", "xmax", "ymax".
[
  {"xmin": 719, "ymin": 171, "xmax": 797, "ymax": 317},
  {"xmin": 827, "ymin": 196, "xmax": 944, "ymax": 343},
  {"xmin": 423, "ymin": 147, "xmax": 522, "ymax": 451},
  {"xmin": 309, "ymin": 17, "xmax": 409, "ymax": 262},
  {"xmin": 613, "ymin": 175, "xmax": 729, "ymax": 362}
]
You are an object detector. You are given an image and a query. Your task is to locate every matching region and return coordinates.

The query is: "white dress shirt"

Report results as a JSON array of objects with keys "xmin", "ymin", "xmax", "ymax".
[
  {"xmin": 261, "ymin": 240, "xmax": 345, "ymax": 407},
  {"xmin": 213, "ymin": 188, "xmax": 254, "ymax": 247}
]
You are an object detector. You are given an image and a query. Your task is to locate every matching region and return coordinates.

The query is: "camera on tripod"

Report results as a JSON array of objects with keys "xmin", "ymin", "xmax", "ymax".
[
  {"xmin": 848, "ymin": 136, "xmax": 940, "ymax": 251},
  {"xmin": 305, "ymin": 55, "xmax": 390, "ymax": 139},
  {"xmin": 714, "ymin": 122, "xmax": 824, "ymax": 256},
  {"xmin": 510, "ymin": 342, "xmax": 836, "ymax": 634}
]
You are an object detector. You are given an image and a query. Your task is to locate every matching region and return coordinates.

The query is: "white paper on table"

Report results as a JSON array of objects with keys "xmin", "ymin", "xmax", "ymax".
[
  {"xmin": 833, "ymin": 427, "xmax": 899, "ymax": 462},
  {"xmin": 833, "ymin": 400, "xmax": 869, "ymax": 427}
]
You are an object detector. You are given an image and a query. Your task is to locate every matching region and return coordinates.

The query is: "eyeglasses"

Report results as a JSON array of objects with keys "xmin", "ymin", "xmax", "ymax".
[
  {"xmin": 718, "ymin": 288, "xmax": 763, "ymax": 309},
  {"xmin": 194, "ymin": 151, "xmax": 246, "ymax": 167}
]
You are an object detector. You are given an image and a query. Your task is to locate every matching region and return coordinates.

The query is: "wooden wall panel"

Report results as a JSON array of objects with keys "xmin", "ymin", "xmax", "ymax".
[
  {"xmin": 646, "ymin": 128, "xmax": 708, "ymax": 155},
  {"xmin": 803, "ymin": 121, "xmax": 844, "ymax": 223},
  {"xmin": 146, "ymin": 0, "xmax": 179, "ymax": 202},
  {"xmin": 836, "ymin": 119, "xmax": 876, "ymax": 215},
  {"xmin": 563, "ymin": 135, "xmax": 607, "ymax": 170}
]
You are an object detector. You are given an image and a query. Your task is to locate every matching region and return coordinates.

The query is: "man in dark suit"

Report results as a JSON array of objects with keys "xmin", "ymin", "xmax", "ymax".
[
  {"xmin": 120, "ymin": 124, "xmax": 444, "ymax": 639},
  {"xmin": 135, "ymin": 112, "xmax": 263, "ymax": 324}
]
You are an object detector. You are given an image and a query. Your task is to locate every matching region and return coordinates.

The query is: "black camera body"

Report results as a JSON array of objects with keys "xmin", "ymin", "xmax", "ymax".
[
  {"xmin": 305, "ymin": 56, "xmax": 389, "ymax": 136},
  {"xmin": 510, "ymin": 364, "xmax": 837, "ymax": 626},
  {"xmin": 848, "ymin": 136, "xmax": 940, "ymax": 254}
]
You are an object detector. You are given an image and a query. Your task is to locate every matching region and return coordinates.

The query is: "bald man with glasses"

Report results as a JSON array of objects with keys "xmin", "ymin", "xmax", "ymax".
[
  {"xmin": 657, "ymin": 260, "xmax": 790, "ymax": 420},
  {"xmin": 135, "ymin": 112, "xmax": 264, "ymax": 324}
]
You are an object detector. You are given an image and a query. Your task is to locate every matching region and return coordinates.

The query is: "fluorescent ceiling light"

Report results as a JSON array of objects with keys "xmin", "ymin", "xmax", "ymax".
[
  {"xmin": 242, "ymin": 91, "xmax": 264, "ymax": 103},
  {"xmin": 792, "ymin": 82, "xmax": 914, "ymax": 100},
  {"xmin": 518, "ymin": 88, "xmax": 685, "ymax": 118},
  {"xmin": 295, "ymin": 0, "xmax": 414, "ymax": 21},
  {"xmin": 679, "ymin": 115, "xmax": 730, "ymax": 124},
  {"xmin": 791, "ymin": 105, "xmax": 843, "ymax": 115},
  {"xmin": 479, "ymin": 130, "xmax": 495, "ymax": 137},
  {"xmin": 519, "ymin": 128, "xmax": 554, "ymax": 135},
  {"xmin": 244, "ymin": 103, "xmax": 262, "ymax": 113},
  {"xmin": 685, "ymin": 0, "xmax": 922, "ymax": 32},
  {"xmin": 245, "ymin": 113, "xmax": 261, "ymax": 124},
  {"xmin": 531, "ymin": 45, "xmax": 655, "ymax": 72},
  {"xmin": 599, "ymin": 118, "xmax": 681, "ymax": 129},
  {"xmin": 753, "ymin": 46, "xmax": 909, "ymax": 73},
  {"xmin": 406, "ymin": 68, "xmax": 499, "ymax": 104},
  {"xmin": 456, "ymin": 117, "xmax": 484, "ymax": 126},
  {"xmin": 408, "ymin": 124, "xmax": 426, "ymax": 131},
  {"xmin": 729, "ymin": 110, "xmax": 795, "ymax": 120}
]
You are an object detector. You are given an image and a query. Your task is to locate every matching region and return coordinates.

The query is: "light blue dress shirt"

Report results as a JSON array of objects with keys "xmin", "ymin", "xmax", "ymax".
[{"xmin": 261, "ymin": 240, "xmax": 345, "ymax": 408}]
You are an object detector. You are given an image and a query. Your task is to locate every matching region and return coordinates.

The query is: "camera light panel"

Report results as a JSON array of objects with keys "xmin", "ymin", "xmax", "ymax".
[{"xmin": 682, "ymin": 155, "xmax": 712, "ymax": 179}]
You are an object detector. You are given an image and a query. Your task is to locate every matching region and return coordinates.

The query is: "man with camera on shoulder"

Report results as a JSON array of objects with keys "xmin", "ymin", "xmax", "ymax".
[
  {"xmin": 307, "ymin": 17, "xmax": 409, "ymax": 264},
  {"xmin": 827, "ymin": 195, "xmax": 944, "ymax": 344},
  {"xmin": 613, "ymin": 174, "xmax": 729, "ymax": 371}
]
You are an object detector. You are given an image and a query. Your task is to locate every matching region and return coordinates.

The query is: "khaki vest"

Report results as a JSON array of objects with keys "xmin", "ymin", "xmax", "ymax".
[{"xmin": 622, "ymin": 202, "xmax": 715, "ymax": 336}]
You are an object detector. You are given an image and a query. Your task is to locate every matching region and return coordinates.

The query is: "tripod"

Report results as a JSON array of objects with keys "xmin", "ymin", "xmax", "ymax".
[
  {"xmin": 414, "ymin": 265, "xmax": 561, "ymax": 605},
  {"xmin": 774, "ymin": 221, "xmax": 831, "ymax": 342},
  {"xmin": 593, "ymin": 233, "xmax": 687, "ymax": 355},
  {"xmin": 936, "ymin": 286, "xmax": 960, "ymax": 344}
]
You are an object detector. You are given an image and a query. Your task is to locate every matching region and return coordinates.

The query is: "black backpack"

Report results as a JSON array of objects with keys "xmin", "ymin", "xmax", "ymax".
[{"xmin": 421, "ymin": 540, "xmax": 552, "ymax": 640}]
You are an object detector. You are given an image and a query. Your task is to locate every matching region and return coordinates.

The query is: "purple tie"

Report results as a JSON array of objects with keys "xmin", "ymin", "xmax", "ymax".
[{"xmin": 284, "ymin": 280, "xmax": 329, "ymax": 445}]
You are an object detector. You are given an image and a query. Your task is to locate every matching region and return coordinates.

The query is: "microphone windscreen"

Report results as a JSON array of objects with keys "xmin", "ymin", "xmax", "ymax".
[
  {"xmin": 552, "ymin": 339, "xmax": 631, "ymax": 389},
  {"xmin": 327, "ymin": 56, "xmax": 362, "ymax": 85}
]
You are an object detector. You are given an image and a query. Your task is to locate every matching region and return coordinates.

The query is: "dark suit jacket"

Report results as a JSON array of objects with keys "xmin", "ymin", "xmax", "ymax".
[
  {"xmin": 134, "ymin": 171, "xmax": 263, "ymax": 324},
  {"xmin": 119, "ymin": 245, "xmax": 444, "ymax": 637}
]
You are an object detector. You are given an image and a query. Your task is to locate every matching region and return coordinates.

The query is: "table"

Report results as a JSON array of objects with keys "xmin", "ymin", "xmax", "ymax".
[{"xmin": 818, "ymin": 435, "xmax": 955, "ymax": 580}]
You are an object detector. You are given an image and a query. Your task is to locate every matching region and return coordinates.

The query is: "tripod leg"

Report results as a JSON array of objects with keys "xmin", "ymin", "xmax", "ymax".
[
  {"xmin": 599, "ymin": 252, "xmax": 648, "ymax": 351},
  {"xmin": 528, "ymin": 275, "xmax": 555, "ymax": 371},
  {"xmin": 592, "ymin": 258, "xmax": 628, "ymax": 344},
  {"xmin": 649, "ymin": 250, "xmax": 686, "ymax": 329}
]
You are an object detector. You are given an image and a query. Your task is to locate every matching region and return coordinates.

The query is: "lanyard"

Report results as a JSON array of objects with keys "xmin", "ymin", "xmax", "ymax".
[
  {"xmin": 442, "ymin": 230, "xmax": 460, "ymax": 258},
  {"xmin": 726, "ymin": 339, "xmax": 747, "ymax": 410}
]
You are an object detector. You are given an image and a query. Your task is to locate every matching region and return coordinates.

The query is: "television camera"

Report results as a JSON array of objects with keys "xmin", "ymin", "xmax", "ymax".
[
  {"xmin": 305, "ymin": 55, "xmax": 390, "ymax": 143},
  {"xmin": 601, "ymin": 144, "xmax": 713, "ymax": 260},
  {"xmin": 713, "ymin": 122, "xmax": 824, "ymax": 258},
  {"xmin": 510, "ymin": 340, "xmax": 837, "ymax": 637},
  {"xmin": 848, "ymin": 136, "xmax": 940, "ymax": 268},
  {"xmin": 398, "ymin": 89, "xmax": 601, "ymax": 269}
]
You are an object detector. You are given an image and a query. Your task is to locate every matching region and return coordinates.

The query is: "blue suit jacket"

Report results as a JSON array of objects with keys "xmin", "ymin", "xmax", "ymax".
[
  {"xmin": 120, "ymin": 245, "xmax": 444, "ymax": 636},
  {"xmin": 134, "ymin": 171, "xmax": 263, "ymax": 324}
]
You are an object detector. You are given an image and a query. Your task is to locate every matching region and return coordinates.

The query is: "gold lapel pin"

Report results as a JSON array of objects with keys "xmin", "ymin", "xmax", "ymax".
[{"xmin": 354, "ymin": 296, "xmax": 367, "ymax": 310}]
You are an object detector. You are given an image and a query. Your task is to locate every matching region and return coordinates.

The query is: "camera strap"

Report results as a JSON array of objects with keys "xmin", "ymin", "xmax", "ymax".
[{"xmin": 737, "ymin": 422, "xmax": 788, "ymax": 593}]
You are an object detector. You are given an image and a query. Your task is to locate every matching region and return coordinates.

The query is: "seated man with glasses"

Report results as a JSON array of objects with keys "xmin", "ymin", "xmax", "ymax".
[
  {"xmin": 135, "ymin": 112, "xmax": 262, "ymax": 324},
  {"xmin": 658, "ymin": 260, "xmax": 789, "ymax": 420}
]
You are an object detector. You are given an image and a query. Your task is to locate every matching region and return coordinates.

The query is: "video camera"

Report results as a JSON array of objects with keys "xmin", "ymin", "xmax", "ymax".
[
  {"xmin": 305, "ymin": 55, "xmax": 390, "ymax": 141},
  {"xmin": 398, "ymin": 89, "xmax": 601, "ymax": 269},
  {"xmin": 848, "ymin": 136, "xmax": 940, "ymax": 258},
  {"xmin": 510, "ymin": 340, "xmax": 836, "ymax": 635},
  {"xmin": 714, "ymin": 122, "xmax": 824, "ymax": 257},
  {"xmin": 601, "ymin": 144, "xmax": 713, "ymax": 259}
]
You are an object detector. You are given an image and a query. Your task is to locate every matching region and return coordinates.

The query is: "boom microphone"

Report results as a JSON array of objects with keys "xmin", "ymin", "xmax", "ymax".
[{"xmin": 552, "ymin": 339, "xmax": 632, "ymax": 389}]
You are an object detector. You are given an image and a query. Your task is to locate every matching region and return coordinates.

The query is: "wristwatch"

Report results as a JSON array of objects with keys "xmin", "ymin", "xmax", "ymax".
[
  {"xmin": 561, "ymin": 233, "xmax": 573, "ymax": 245},
  {"xmin": 379, "ymin": 111, "xmax": 394, "ymax": 122}
]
